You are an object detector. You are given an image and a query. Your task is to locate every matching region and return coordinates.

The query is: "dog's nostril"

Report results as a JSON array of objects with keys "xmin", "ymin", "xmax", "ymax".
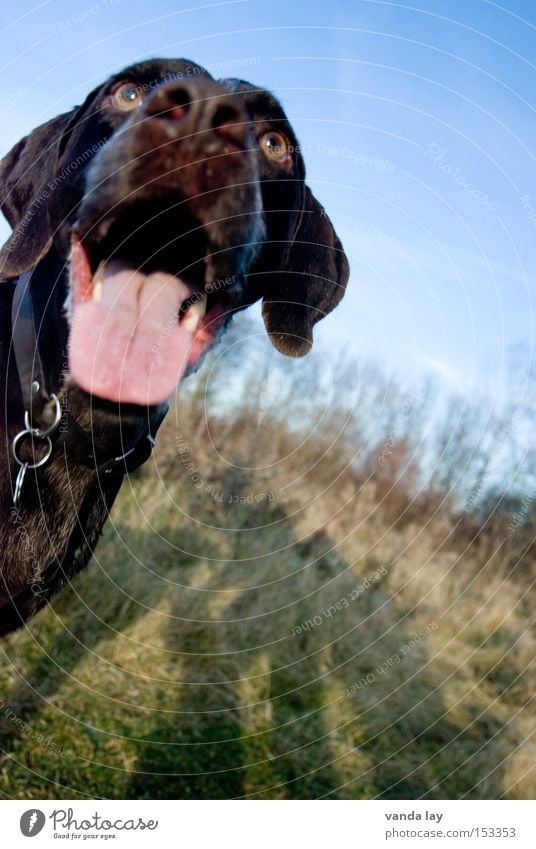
[
  {"xmin": 167, "ymin": 87, "xmax": 191, "ymax": 109},
  {"xmin": 212, "ymin": 104, "xmax": 245, "ymax": 146},
  {"xmin": 212, "ymin": 105, "xmax": 238, "ymax": 128},
  {"xmin": 148, "ymin": 86, "xmax": 191, "ymax": 121}
]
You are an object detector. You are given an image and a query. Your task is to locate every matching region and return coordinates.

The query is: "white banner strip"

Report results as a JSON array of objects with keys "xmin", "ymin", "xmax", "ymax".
[{"xmin": 2, "ymin": 799, "xmax": 535, "ymax": 848}]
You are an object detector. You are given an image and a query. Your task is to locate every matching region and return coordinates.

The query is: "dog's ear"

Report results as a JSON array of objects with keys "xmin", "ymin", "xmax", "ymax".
[
  {"xmin": 0, "ymin": 111, "xmax": 73, "ymax": 278},
  {"xmin": 260, "ymin": 185, "xmax": 349, "ymax": 356}
]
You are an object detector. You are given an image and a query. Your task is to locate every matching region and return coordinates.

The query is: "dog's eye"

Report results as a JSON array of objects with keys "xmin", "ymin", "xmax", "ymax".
[
  {"xmin": 109, "ymin": 82, "xmax": 143, "ymax": 111},
  {"xmin": 260, "ymin": 131, "xmax": 292, "ymax": 167}
]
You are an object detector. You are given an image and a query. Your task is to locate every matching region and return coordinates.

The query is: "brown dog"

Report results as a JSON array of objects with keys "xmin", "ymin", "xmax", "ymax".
[{"xmin": 0, "ymin": 58, "xmax": 348, "ymax": 634}]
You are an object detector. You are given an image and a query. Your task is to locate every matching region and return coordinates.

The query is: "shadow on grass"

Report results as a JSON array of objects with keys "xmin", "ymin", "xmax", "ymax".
[
  {"xmin": 125, "ymin": 477, "xmax": 511, "ymax": 800},
  {"xmin": 0, "ymin": 471, "xmax": 513, "ymax": 799},
  {"xmin": 127, "ymin": 490, "xmax": 340, "ymax": 799}
]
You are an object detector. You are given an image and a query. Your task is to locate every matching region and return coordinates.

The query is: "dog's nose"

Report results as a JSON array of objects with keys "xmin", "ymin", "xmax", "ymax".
[{"xmin": 145, "ymin": 79, "xmax": 249, "ymax": 148}]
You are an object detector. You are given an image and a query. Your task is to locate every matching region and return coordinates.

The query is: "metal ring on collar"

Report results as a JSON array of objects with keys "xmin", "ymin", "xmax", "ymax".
[
  {"xmin": 24, "ymin": 393, "xmax": 62, "ymax": 438},
  {"xmin": 12, "ymin": 429, "xmax": 54, "ymax": 469}
]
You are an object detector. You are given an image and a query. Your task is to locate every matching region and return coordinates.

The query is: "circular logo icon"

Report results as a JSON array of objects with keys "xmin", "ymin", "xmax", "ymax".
[{"xmin": 20, "ymin": 809, "xmax": 46, "ymax": 837}]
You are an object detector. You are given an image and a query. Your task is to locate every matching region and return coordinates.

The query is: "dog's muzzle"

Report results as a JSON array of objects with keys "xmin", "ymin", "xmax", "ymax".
[{"xmin": 67, "ymin": 78, "xmax": 264, "ymax": 406}]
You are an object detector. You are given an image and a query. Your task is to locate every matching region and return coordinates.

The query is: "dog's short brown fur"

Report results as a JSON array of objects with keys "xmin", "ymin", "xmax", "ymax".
[{"xmin": 0, "ymin": 58, "xmax": 348, "ymax": 634}]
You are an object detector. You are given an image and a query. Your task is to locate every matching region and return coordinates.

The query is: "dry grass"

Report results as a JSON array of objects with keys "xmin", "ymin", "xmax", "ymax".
[{"xmin": 0, "ymin": 330, "xmax": 534, "ymax": 799}]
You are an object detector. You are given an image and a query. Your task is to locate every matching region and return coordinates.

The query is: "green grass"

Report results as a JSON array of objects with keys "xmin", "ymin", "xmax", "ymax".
[{"xmin": 0, "ymin": 406, "xmax": 534, "ymax": 800}]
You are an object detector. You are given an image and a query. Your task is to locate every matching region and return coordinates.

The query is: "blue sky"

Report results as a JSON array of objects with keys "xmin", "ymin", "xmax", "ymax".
[{"xmin": 0, "ymin": 0, "xmax": 534, "ymax": 401}]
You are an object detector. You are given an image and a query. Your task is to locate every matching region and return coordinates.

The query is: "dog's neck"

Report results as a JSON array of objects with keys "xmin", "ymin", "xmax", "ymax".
[
  {"xmin": 0, "ymin": 253, "xmax": 168, "ymax": 633},
  {"xmin": 9, "ymin": 251, "xmax": 167, "ymax": 459}
]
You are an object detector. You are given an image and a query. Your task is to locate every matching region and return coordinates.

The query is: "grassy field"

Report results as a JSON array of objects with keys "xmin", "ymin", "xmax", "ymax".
[{"xmin": 0, "ymin": 341, "xmax": 534, "ymax": 800}]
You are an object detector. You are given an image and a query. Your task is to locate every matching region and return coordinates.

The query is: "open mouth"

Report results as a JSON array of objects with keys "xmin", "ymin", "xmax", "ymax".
[{"xmin": 68, "ymin": 201, "xmax": 240, "ymax": 406}]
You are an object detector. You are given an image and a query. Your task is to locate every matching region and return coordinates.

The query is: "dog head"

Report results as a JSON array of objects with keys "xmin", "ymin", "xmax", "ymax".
[{"xmin": 0, "ymin": 59, "xmax": 349, "ymax": 406}]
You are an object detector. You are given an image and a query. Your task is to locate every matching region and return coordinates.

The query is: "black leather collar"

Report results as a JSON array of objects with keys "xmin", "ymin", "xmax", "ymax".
[{"xmin": 11, "ymin": 269, "xmax": 54, "ymax": 424}]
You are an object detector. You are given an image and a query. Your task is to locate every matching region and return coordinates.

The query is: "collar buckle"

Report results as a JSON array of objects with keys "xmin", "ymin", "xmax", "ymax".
[{"xmin": 11, "ymin": 394, "xmax": 62, "ymax": 506}]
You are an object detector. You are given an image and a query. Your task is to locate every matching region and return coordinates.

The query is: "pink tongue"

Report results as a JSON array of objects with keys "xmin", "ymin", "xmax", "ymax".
[{"xmin": 69, "ymin": 264, "xmax": 193, "ymax": 405}]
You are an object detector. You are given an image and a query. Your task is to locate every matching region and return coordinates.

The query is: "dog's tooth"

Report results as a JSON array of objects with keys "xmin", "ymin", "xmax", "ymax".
[
  {"xmin": 93, "ymin": 280, "xmax": 103, "ymax": 302},
  {"xmin": 91, "ymin": 262, "xmax": 106, "ymax": 302},
  {"xmin": 181, "ymin": 294, "xmax": 207, "ymax": 331},
  {"xmin": 97, "ymin": 217, "xmax": 114, "ymax": 240},
  {"xmin": 93, "ymin": 261, "xmax": 106, "ymax": 282}
]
